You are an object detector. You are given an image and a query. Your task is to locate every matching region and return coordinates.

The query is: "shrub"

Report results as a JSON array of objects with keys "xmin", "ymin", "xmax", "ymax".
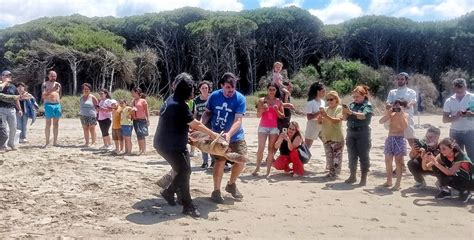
[
  {"xmin": 440, "ymin": 69, "xmax": 470, "ymax": 101},
  {"xmin": 59, "ymin": 95, "xmax": 81, "ymax": 118},
  {"xmin": 409, "ymin": 74, "xmax": 439, "ymax": 113}
]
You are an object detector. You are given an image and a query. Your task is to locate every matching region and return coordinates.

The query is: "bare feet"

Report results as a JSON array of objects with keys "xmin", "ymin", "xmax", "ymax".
[
  {"xmin": 381, "ymin": 182, "xmax": 393, "ymax": 187},
  {"xmin": 251, "ymin": 168, "xmax": 260, "ymax": 176},
  {"xmin": 391, "ymin": 185, "xmax": 401, "ymax": 191}
]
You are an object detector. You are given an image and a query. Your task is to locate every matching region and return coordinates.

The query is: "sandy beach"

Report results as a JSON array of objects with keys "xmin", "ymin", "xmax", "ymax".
[{"xmin": 0, "ymin": 115, "xmax": 472, "ymax": 239}]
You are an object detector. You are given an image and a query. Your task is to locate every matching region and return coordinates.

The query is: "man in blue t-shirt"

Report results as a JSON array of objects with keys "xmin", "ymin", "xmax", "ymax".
[{"xmin": 202, "ymin": 72, "xmax": 247, "ymax": 204}]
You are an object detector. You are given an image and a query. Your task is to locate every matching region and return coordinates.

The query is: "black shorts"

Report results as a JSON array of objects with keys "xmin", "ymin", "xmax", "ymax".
[{"xmin": 98, "ymin": 118, "xmax": 112, "ymax": 137}]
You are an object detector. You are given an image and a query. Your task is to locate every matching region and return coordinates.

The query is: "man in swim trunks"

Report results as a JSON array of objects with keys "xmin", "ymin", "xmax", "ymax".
[{"xmin": 42, "ymin": 70, "xmax": 62, "ymax": 146}]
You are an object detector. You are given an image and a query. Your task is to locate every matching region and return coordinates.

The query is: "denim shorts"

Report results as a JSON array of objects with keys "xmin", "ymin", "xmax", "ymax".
[
  {"xmin": 258, "ymin": 126, "xmax": 279, "ymax": 135},
  {"xmin": 133, "ymin": 119, "xmax": 149, "ymax": 140},
  {"xmin": 121, "ymin": 125, "xmax": 133, "ymax": 137}
]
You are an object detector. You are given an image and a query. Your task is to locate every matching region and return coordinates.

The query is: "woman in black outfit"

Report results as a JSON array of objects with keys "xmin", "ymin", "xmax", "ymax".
[{"xmin": 154, "ymin": 73, "xmax": 219, "ymax": 218}]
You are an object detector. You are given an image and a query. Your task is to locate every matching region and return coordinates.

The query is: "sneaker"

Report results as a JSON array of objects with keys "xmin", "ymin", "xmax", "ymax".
[
  {"xmin": 160, "ymin": 189, "xmax": 176, "ymax": 206},
  {"xmin": 99, "ymin": 145, "xmax": 107, "ymax": 150},
  {"xmin": 435, "ymin": 190, "xmax": 452, "ymax": 200},
  {"xmin": 19, "ymin": 139, "xmax": 28, "ymax": 143},
  {"xmin": 225, "ymin": 183, "xmax": 243, "ymax": 199},
  {"xmin": 210, "ymin": 190, "xmax": 224, "ymax": 204},
  {"xmin": 200, "ymin": 163, "xmax": 208, "ymax": 169},
  {"xmin": 182, "ymin": 204, "xmax": 201, "ymax": 218},
  {"xmin": 413, "ymin": 181, "xmax": 426, "ymax": 189},
  {"xmin": 106, "ymin": 145, "xmax": 114, "ymax": 151},
  {"xmin": 459, "ymin": 191, "xmax": 472, "ymax": 203}
]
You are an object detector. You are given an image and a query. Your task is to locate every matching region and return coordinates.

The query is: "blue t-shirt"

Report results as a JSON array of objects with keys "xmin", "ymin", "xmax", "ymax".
[{"xmin": 206, "ymin": 89, "xmax": 246, "ymax": 143}]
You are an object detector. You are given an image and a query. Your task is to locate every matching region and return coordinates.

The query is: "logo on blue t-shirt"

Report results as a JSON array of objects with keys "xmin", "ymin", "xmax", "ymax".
[{"xmin": 207, "ymin": 89, "xmax": 246, "ymax": 142}]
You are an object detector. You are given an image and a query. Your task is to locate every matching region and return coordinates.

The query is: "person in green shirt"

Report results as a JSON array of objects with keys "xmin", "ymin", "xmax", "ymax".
[
  {"xmin": 320, "ymin": 91, "xmax": 344, "ymax": 178},
  {"xmin": 342, "ymin": 85, "xmax": 373, "ymax": 186},
  {"xmin": 427, "ymin": 137, "xmax": 473, "ymax": 203}
]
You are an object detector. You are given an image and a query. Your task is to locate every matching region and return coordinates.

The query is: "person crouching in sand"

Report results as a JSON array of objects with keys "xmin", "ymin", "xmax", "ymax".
[
  {"xmin": 379, "ymin": 99, "xmax": 408, "ymax": 190},
  {"xmin": 273, "ymin": 121, "xmax": 304, "ymax": 177}
]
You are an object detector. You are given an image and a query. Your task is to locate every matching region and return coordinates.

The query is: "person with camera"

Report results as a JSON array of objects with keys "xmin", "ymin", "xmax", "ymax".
[
  {"xmin": 442, "ymin": 78, "xmax": 474, "ymax": 160},
  {"xmin": 379, "ymin": 99, "xmax": 409, "ymax": 190},
  {"xmin": 407, "ymin": 126, "xmax": 441, "ymax": 189}
]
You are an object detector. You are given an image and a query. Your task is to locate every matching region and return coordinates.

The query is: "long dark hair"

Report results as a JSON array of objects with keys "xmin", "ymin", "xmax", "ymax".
[
  {"xmin": 99, "ymin": 88, "xmax": 111, "ymax": 99},
  {"xmin": 173, "ymin": 72, "xmax": 195, "ymax": 102},
  {"xmin": 132, "ymin": 87, "xmax": 146, "ymax": 99},
  {"xmin": 307, "ymin": 82, "xmax": 324, "ymax": 101},
  {"xmin": 439, "ymin": 137, "xmax": 464, "ymax": 156}
]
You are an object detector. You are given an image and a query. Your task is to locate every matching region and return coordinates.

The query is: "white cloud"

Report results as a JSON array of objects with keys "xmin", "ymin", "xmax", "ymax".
[
  {"xmin": 368, "ymin": 0, "xmax": 474, "ymax": 21},
  {"xmin": 309, "ymin": 0, "xmax": 363, "ymax": 24},
  {"xmin": 259, "ymin": 0, "xmax": 303, "ymax": 8},
  {"xmin": 0, "ymin": 0, "xmax": 244, "ymax": 28}
]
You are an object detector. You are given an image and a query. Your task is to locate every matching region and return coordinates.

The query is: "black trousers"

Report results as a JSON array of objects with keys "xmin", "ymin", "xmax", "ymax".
[
  {"xmin": 158, "ymin": 149, "xmax": 192, "ymax": 207},
  {"xmin": 434, "ymin": 168, "xmax": 474, "ymax": 192},
  {"xmin": 346, "ymin": 128, "xmax": 371, "ymax": 172},
  {"xmin": 407, "ymin": 158, "xmax": 435, "ymax": 183}
]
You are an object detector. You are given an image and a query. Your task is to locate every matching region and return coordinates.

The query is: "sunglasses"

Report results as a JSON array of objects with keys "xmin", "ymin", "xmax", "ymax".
[{"xmin": 326, "ymin": 98, "xmax": 335, "ymax": 101}]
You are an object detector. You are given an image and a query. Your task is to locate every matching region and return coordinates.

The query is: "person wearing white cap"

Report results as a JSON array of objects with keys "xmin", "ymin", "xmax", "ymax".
[{"xmin": 442, "ymin": 78, "xmax": 474, "ymax": 160}]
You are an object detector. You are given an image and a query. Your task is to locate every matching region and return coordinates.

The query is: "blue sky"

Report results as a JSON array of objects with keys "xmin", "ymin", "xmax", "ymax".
[{"xmin": 1, "ymin": 0, "xmax": 473, "ymax": 29}]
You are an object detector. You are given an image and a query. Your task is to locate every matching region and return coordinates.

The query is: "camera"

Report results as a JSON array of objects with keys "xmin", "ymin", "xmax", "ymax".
[{"xmin": 392, "ymin": 107, "xmax": 401, "ymax": 112}]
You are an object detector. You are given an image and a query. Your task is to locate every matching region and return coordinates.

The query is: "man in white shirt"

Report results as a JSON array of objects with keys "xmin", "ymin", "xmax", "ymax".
[
  {"xmin": 442, "ymin": 78, "xmax": 474, "ymax": 160},
  {"xmin": 386, "ymin": 72, "xmax": 417, "ymax": 148}
]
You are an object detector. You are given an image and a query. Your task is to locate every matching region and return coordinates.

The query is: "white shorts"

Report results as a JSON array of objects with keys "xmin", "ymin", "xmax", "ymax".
[
  {"xmin": 305, "ymin": 120, "xmax": 322, "ymax": 140},
  {"xmin": 258, "ymin": 126, "xmax": 279, "ymax": 135}
]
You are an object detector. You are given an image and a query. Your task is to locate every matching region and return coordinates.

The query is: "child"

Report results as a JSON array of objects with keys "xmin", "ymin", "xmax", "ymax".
[
  {"xmin": 111, "ymin": 101, "xmax": 124, "ymax": 154},
  {"xmin": 120, "ymin": 100, "xmax": 133, "ymax": 155},
  {"xmin": 379, "ymin": 99, "xmax": 408, "ymax": 190}
]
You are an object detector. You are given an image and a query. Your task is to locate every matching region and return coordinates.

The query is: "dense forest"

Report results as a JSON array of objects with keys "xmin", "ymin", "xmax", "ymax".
[{"xmin": 0, "ymin": 7, "xmax": 473, "ymax": 102}]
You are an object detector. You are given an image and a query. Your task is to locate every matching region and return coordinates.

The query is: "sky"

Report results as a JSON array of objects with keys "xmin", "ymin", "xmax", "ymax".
[{"xmin": 1, "ymin": 0, "xmax": 473, "ymax": 28}]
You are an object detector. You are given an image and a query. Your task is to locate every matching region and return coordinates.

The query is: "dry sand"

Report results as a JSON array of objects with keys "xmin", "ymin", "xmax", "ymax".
[{"xmin": 0, "ymin": 115, "xmax": 473, "ymax": 239}]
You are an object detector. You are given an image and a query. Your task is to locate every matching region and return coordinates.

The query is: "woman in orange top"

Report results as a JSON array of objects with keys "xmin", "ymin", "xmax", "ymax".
[{"xmin": 131, "ymin": 87, "xmax": 150, "ymax": 155}]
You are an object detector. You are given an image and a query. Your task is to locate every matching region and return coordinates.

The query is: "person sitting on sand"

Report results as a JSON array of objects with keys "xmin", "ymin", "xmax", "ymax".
[
  {"xmin": 273, "ymin": 121, "xmax": 304, "ymax": 177},
  {"xmin": 407, "ymin": 126, "xmax": 441, "ymax": 189},
  {"xmin": 379, "ymin": 99, "xmax": 408, "ymax": 190},
  {"xmin": 427, "ymin": 137, "xmax": 473, "ymax": 203}
]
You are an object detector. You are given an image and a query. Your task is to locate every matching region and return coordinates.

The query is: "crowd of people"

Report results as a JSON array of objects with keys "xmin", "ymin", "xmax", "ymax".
[{"xmin": 0, "ymin": 64, "xmax": 473, "ymax": 218}]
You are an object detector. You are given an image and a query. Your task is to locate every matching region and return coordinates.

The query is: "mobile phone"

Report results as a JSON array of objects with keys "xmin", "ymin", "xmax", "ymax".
[
  {"xmin": 342, "ymin": 104, "xmax": 348, "ymax": 108},
  {"xmin": 282, "ymin": 128, "xmax": 288, "ymax": 133},
  {"xmin": 393, "ymin": 107, "xmax": 401, "ymax": 112},
  {"xmin": 461, "ymin": 110, "xmax": 467, "ymax": 115}
]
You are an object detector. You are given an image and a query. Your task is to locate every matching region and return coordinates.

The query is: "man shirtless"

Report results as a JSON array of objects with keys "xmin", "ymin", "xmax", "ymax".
[{"xmin": 42, "ymin": 70, "xmax": 62, "ymax": 146}]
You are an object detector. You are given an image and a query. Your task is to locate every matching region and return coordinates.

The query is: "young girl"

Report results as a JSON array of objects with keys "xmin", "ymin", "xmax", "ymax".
[
  {"xmin": 194, "ymin": 81, "xmax": 212, "ymax": 168},
  {"xmin": 120, "ymin": 100, "xmax": 133, "ymax": 155},
  {"xmin": 97, "ymin": 89, "xmax": 115, "ymax": 150},
  {"xmin": 131, "ymin": 87, "xmax": 150, "ymax": 155},
  {"xmin": 273, "ymin": 121, "xmax": 304, "ymax": 177},
  {"xmin": 320, "ymin": 91, "xmax": 344, "ymax": 178},
  {"xmin": 253, "ymin": 82, "xmax": 285, "ymax": 177},
  {"xmin": 304, "ymin": 82, "xmax": 326, "ymax": 149},
  {"xmin": 379, "ymin": 99, "xmax": 408, "ymax": 190},
  {"xmin": 428, "ymin": 137, "xmax": 473, "ymax": 203},
  {"xmin": 111, "ymin": 101, "xmax": 124, "ymax": 154}
]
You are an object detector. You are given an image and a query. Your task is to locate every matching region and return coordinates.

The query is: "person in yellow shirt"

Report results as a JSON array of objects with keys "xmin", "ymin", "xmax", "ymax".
[
  {"xmin": 111, "ymin": 101, "xmax": 124, "ymax": 154},
  {"xmin": 320, "ymin": 91, "xmax": 344, "ymax": 178},
  {"xmin": 120, "ymin": 100, "xmax": 134, "ymax": 155}
]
